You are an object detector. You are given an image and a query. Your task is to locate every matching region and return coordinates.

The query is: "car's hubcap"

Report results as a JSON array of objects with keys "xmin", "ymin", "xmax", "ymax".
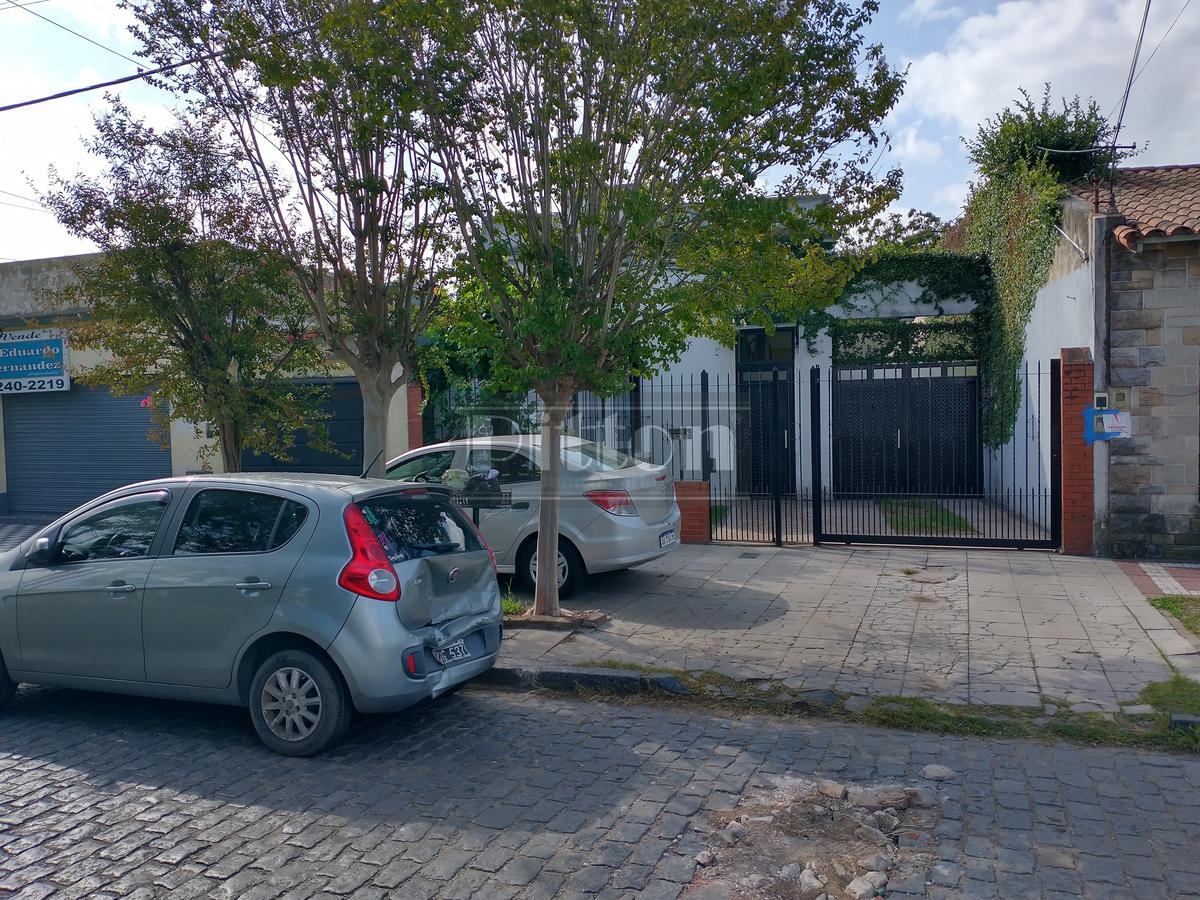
[
  {"xmin": 530, "ymin": 550, "xmax": 569, "ymax": 588},
  {"xmin": 261, "ymin": 667, "xmax": 322, "ymax": 742}
]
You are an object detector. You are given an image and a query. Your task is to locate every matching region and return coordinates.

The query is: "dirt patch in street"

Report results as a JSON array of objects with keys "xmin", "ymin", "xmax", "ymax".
[{"xmin": 685, "ymin": 773, "xmax": 947, "ymax": 898}]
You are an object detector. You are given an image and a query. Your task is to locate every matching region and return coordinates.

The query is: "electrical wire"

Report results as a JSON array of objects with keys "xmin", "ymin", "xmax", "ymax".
[
  {"xmin": 1111, "ymin": 0, "xmax": 1152, "ymax": 153},
  {"xmin": 0, "ymin": 188, "xmax": 41, "ymax": 205},
  {"xmin": 2, "ymin": 0, "xmax": 144, "ymax": 67},
  {"xmin": 0, "ymin": 199, "xmax": 49, "ymax": 213},
  {"xmin": 0, "ymin": 20, "xmax": 322, "ymax": 114},
  {"xmin": 1106, "ymin": 0, "xmax": 1193, "ymax": 122},
  {"xmin": 0, "ymin": 0, "xmax": 52, "ymax": 11}
]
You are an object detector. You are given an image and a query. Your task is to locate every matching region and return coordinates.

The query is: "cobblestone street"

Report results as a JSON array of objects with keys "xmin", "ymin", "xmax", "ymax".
[{"xmin": 1, "ymin": 685, "xmax": 1198, "ymax": 898}]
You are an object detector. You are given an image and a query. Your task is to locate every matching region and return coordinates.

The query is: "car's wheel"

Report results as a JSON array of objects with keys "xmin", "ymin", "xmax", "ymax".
[
  {"xmin": 516, "ymin": 536, "xmax": 584, "ymax": 600},
  {"xmin": 248, "ymin": 650, "xmax": 351, "ymax": 757},
  {"xmin": 0, "ymin": 656, "xmax": 16, "ymax": 710}
]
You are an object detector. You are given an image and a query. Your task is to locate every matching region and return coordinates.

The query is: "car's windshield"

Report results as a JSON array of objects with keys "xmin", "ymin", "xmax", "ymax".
[
  {"xmin": 356, "ymin": 491, "xmax": 481, "ymax": 564},
  {"xmin": 560, "ymin": 440, "xmax": 636, "ymax": 473}
]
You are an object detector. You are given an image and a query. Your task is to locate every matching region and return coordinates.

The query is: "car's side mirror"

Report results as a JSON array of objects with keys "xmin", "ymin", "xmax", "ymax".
[{"xmin": 25, "ymin": 536, "xmax": 57, "ymax": 567}]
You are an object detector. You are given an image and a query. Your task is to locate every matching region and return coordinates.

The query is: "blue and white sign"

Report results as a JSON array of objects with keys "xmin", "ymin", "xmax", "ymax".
[{"xmin": 0, "ymin": 329, "xmax": 70, "ymax": 394}]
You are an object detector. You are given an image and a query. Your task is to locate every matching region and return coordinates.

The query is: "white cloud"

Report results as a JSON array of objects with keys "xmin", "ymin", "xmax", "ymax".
[
  {"xmin": 898, "ymin": 0, "xmax": 1200, "ymax": 167},
  {"xmin": 900, "ymin": 0, "xmax": 963, "ymax": 23},
  {"xmin": 894, "ymin": 120, "xmax": 944, "ymax": 165},
  {"xmin": 933, "ymin": 180, "xmax": 970, "ymax": 217}
]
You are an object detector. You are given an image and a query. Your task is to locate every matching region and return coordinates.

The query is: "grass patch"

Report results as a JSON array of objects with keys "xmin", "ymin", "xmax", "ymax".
[
  {"xmin": 1150, "ymin": 595, "xmax": 1200, "ymax": 636},
  {"xmin": 581, "ymin": 659, "xmax": 687, "ymax": 676},
  {"xmin": 710, "ymin": 504, "xmax": 729, "ymax": 527},
  {"xmin": 902, "ymin": 567, "xmax": 918, "ymax": 575},
  {"xmin": 1140, "ymin": 674, "xmax": 1200, "ymax": 716},
  {"xmin": 550, "ymin": 666, "xmax": 1200, "ymax": 754},
  {"xmin": 501, "ymin": 593, "xmax": 530, "ymax": 617},
  {"xmin": 879, "ymin": 499, "xmax": 975, "ymax": 535}
]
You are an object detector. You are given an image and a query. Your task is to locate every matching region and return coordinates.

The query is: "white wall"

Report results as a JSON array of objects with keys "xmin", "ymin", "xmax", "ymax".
[{"xmin": 985, "ymin": 201, "xmax": 1099, "ymax": 527}]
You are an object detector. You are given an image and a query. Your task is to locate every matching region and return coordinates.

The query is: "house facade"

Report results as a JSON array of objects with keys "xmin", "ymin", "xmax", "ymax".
[{"xmin": 0, "ymin": 254, "xmax": 420, "ymax": 518}]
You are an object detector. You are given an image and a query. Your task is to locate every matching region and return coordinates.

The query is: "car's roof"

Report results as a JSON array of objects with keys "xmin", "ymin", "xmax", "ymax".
[
  {"xmin": 402, "ymin": 434, "xmax": 589, "ymax": 454},
  {"xmin": 116, "ymin": 472, "xmax": 421, "ymax": 499}
]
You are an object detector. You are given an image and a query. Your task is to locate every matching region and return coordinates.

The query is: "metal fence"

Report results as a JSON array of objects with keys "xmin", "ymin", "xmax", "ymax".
[{"xmin": 425, "ymin": 360, "xmax": 1061, "ymax": 550}]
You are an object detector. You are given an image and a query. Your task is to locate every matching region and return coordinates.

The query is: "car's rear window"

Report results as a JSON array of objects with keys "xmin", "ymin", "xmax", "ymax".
[
  {"xmin": 356, "ymin": 491, "xmax": 481, "ymax": 563},
  {"xmin": 561, "ymin": 440, "xmax": 636, "ymax": 472}
]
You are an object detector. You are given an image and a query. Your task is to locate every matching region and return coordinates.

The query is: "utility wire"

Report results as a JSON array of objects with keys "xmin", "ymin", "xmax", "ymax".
[
  {"xmin": 0, "ymin": 0, "xmax": 52, "ymax": 11},
  {"xmin": 2, "ymin": 0, "xmax": 143, "ymax": 67},
  {"xmin": 0, "ymin": 188, "xmax": 41, "ymax": 205},
  {"xmin": 0, "ymin": 20, "xmax": 321, "ymax": 114},
  {"xmin": 1107, "ymin": 0, "xmax": 1153, "ymax": 205},
  {"xmin": 1106, "ymin": 0, "xmax": 1193, "ymax": 122},
  {"xmin": 0, "ymin": 199, "xmax": 49, "ymax": 213}
]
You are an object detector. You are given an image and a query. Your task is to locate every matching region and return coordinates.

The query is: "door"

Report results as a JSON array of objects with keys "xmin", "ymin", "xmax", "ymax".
[
  {"xmin": 15, "ymin": 490, "xmax": 172, "ymax": 680},
  {"xmin": 735, "ymin": 328, "xmax": 796, "ymax": 494},
  {"xmin": 3, "ymin": 387, "xmax": 172, "ymax": 517},
  {"xmin": 142, "ymin": 487, "xmax": 315, "ymax": 687},
  {"xmin": 832, "ymin": 367, "xmax": 906, "ymax": 493},
  {"xmin": 464, "ymin": 446, "xmax": 540, "ymax": 563}
]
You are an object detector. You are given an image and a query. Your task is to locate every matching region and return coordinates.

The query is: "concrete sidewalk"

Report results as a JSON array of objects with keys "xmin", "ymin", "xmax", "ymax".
[{"xmin": 501, "ymin": 544, "xmax": 1200, "ymax": 712}]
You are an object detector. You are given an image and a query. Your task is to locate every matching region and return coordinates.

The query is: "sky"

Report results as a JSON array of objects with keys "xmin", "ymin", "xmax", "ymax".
[{"xmin": 0, "ymin": 0, "xmax": 1196, "ymax": 263}]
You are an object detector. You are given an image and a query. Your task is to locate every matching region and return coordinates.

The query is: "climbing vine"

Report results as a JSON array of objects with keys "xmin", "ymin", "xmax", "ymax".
[
  {"xmin": 832, "ymin": 316, "xmax": 976, "ymax": 366},
  {"xmin": 959, "ymin": 158, "xmax": 1064, "ymax": 446}
]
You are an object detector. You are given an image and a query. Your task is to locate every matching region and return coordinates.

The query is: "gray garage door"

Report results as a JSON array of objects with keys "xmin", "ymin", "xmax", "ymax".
[
  {"xmin": 241, "ymin": 379, "xmax": 364, "ymax": 476},
  {"xmin": 3, "ymin": 386, "xmax": 172, "ymax": 517}
]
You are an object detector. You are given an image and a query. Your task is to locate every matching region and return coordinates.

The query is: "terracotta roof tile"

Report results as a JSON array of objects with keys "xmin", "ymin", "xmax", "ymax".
[{"xmin": 1070, "ymin": 164, "xmax": 1200, "ymax": 250}]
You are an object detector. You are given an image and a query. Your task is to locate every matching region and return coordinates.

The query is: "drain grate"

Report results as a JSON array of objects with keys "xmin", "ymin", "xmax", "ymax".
[{"xmin": 739, "ymin": 552, "xmax": 760, "ymax": 559}]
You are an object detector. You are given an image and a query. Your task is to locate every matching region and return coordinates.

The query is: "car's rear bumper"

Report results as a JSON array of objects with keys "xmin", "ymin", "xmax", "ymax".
[
  {"xmin": 328, "ymin": 597, "xmax": 502, "ymax": 714},
  {"xmin": 575, "ymin": 503, "xmax": 682, "ymax": 574}
]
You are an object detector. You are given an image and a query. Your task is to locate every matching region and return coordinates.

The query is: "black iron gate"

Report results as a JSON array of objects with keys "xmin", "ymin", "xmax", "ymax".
[{"xmin": 813, "ymin": 361, "xmax": 1061, "ymax": 549}]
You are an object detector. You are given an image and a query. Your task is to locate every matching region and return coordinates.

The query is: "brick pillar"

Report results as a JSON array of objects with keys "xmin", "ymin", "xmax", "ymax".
[
  {"xmin": 1060, "ymin": 347, "xmax": 1095, "ymax": 556},
  {"xmin": 674, "ymin": 480, "xmax": 711, "ymax": 544},
  {"xmin": 406, "ymin": 381, "xmax": 424, "ymax": 451}
]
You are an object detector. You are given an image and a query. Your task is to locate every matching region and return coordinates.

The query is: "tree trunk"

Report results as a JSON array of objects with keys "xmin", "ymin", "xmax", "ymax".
[
  {"xmin": 218, "ymin": 418, "xmax": 242, "ymax": 473},
  {"xmin": 358, "ymin": 374, "xmax": 396, "ymax": 478},
  {"xmin": 533, "ymin": 384, "xmax": 571, "ymax": 617}
]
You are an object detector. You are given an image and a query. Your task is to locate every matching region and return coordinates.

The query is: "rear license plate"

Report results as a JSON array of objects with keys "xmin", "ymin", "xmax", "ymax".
[
  {"xmin": 432, "ymin": 639, "xmax": 471, "ymax": 665},
  {"xmin": 659, "ymin": 529, "xmax": 678, "ymax": 548}
]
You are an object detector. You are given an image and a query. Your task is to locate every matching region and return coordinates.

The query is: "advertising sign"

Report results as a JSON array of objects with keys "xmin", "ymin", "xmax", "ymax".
[{"xmin": 0, "ymin": 329, "xmax": 71, "ymax": 394}]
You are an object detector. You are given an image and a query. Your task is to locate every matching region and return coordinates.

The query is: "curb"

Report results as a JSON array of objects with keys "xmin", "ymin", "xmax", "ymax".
[{"xmin": 475, "ymin": 665, "xmax": 690, "ymax": 697}]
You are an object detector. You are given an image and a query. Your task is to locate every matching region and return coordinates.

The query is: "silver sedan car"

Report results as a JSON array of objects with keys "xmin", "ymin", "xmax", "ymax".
[
  {"xmin": 386, "ymin": 436, "xmax": 682, "ymax": 596},
  {"xmin": 0, "ymin": 474, "xmax": 502, "ymax": 756}
]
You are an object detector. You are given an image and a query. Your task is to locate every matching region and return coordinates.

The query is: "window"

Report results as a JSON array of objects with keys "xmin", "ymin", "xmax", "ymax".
[
  {"xmin": 561, "ymin": 440, "xmax": 637, "ymax": 473},
  {"xmin": 467, "ymin": 448, "xmax": 540, "ymax": 484},
  {"xmin": 174, "ymin": 489, "xmax": 309, "ymax": 555},
  {"xmin": 387, "ymin": 450, "xmax": 456, "ymax": 483},
  {"xmin": 357, "ymin": 492, "xmax": 481, "ymax": 564},
  {"xmin": 58, "ymin": 492, "xmax": 170, "ymax": 562}
]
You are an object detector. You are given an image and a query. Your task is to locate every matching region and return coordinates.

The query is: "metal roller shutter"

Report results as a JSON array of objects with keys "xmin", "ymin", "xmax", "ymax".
[
  {"xmin": 241, "ymin": 379, "xmax": 364, "ymax": 476},
  {"xmin": 3, "ymin": 386, "xmax": 173, "ymax": 517}
]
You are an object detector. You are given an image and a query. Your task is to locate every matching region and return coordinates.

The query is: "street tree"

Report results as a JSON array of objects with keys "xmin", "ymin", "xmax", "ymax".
[
  {"xmin": 42, "ymin": 103, "xmax": 329, "ymax": 473},
  {"xmin": 426, "ymin": 0, "xmax": 904, "ymax": 615},
  {"xmin": 127, "ymin": 0, "xmax": 458, "ymax": 474}
]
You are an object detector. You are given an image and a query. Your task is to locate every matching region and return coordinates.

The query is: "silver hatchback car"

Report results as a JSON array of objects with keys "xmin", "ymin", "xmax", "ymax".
[{"xmin": 0, "ymin": 474, "xmax": 502, "ymax": 756}]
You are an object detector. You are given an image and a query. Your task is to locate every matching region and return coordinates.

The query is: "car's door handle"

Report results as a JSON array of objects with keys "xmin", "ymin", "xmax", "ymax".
[
  {"xmin": 105, "ymin": 582, "xmax": 137, "ymax": 594},
  {"xmin": 511, "ymin": 502, "xmax": 530, "ymax": 510},
  {"xmin": 235, "ymin": 581, "xmax": 272, "ymax": 592}
]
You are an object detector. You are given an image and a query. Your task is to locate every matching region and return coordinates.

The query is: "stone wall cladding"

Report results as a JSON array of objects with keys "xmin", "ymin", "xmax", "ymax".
[{"xmin": 1107, "ymin": 239, "xmax": 1200, "ymax": 560}]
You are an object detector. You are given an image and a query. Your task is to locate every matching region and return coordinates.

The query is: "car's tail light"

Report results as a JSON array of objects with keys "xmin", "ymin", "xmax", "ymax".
[
  {"xmin": 585, "ymin": 489, "xmax": 638, "ymax": 516},
  {"xmin": 338, "ymin": 504, "xmax": 400, "ymax": 601}
]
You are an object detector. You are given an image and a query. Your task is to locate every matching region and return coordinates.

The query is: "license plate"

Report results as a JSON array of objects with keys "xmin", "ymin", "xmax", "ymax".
[
  {"xmin": 432, "ymin": 639, "xmax": 471, "ymax": 665},
  {"xmin": 659, "ymin": 529, "xmax": 678, "ymax": 548}
]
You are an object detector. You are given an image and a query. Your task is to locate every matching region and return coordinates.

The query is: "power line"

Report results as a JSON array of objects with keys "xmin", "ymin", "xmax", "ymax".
[
  {"xmin": 0, "ymin": 199, "xmax": 49, "ymax": 213},
  {"xmin": 1108, "ymin": 0, "xmax": 1147, "ymax": 165},
  {"xmin": 1105, "ymin": 0, "xmax": 1192, "ymax": 122},
  {"xmin": 0, "ymin": 20, "xmax": 322, "ymax": 114},
  {"xmin": 0, "ymin": 0, "xmax": 52, "ymax": 11},
  {"xmin": 0, "ymin": 188, "xmax": 40, "ymax": 204},
  {"xmin": 2, "ymin": 0, "xmax": 143, "ymax": 67}
]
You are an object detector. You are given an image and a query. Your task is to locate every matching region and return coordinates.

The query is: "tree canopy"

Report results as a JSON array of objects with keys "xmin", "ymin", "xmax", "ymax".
[{"xmin": 42, "ymin": 103, "xmax": 329, "ymax": 472}]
